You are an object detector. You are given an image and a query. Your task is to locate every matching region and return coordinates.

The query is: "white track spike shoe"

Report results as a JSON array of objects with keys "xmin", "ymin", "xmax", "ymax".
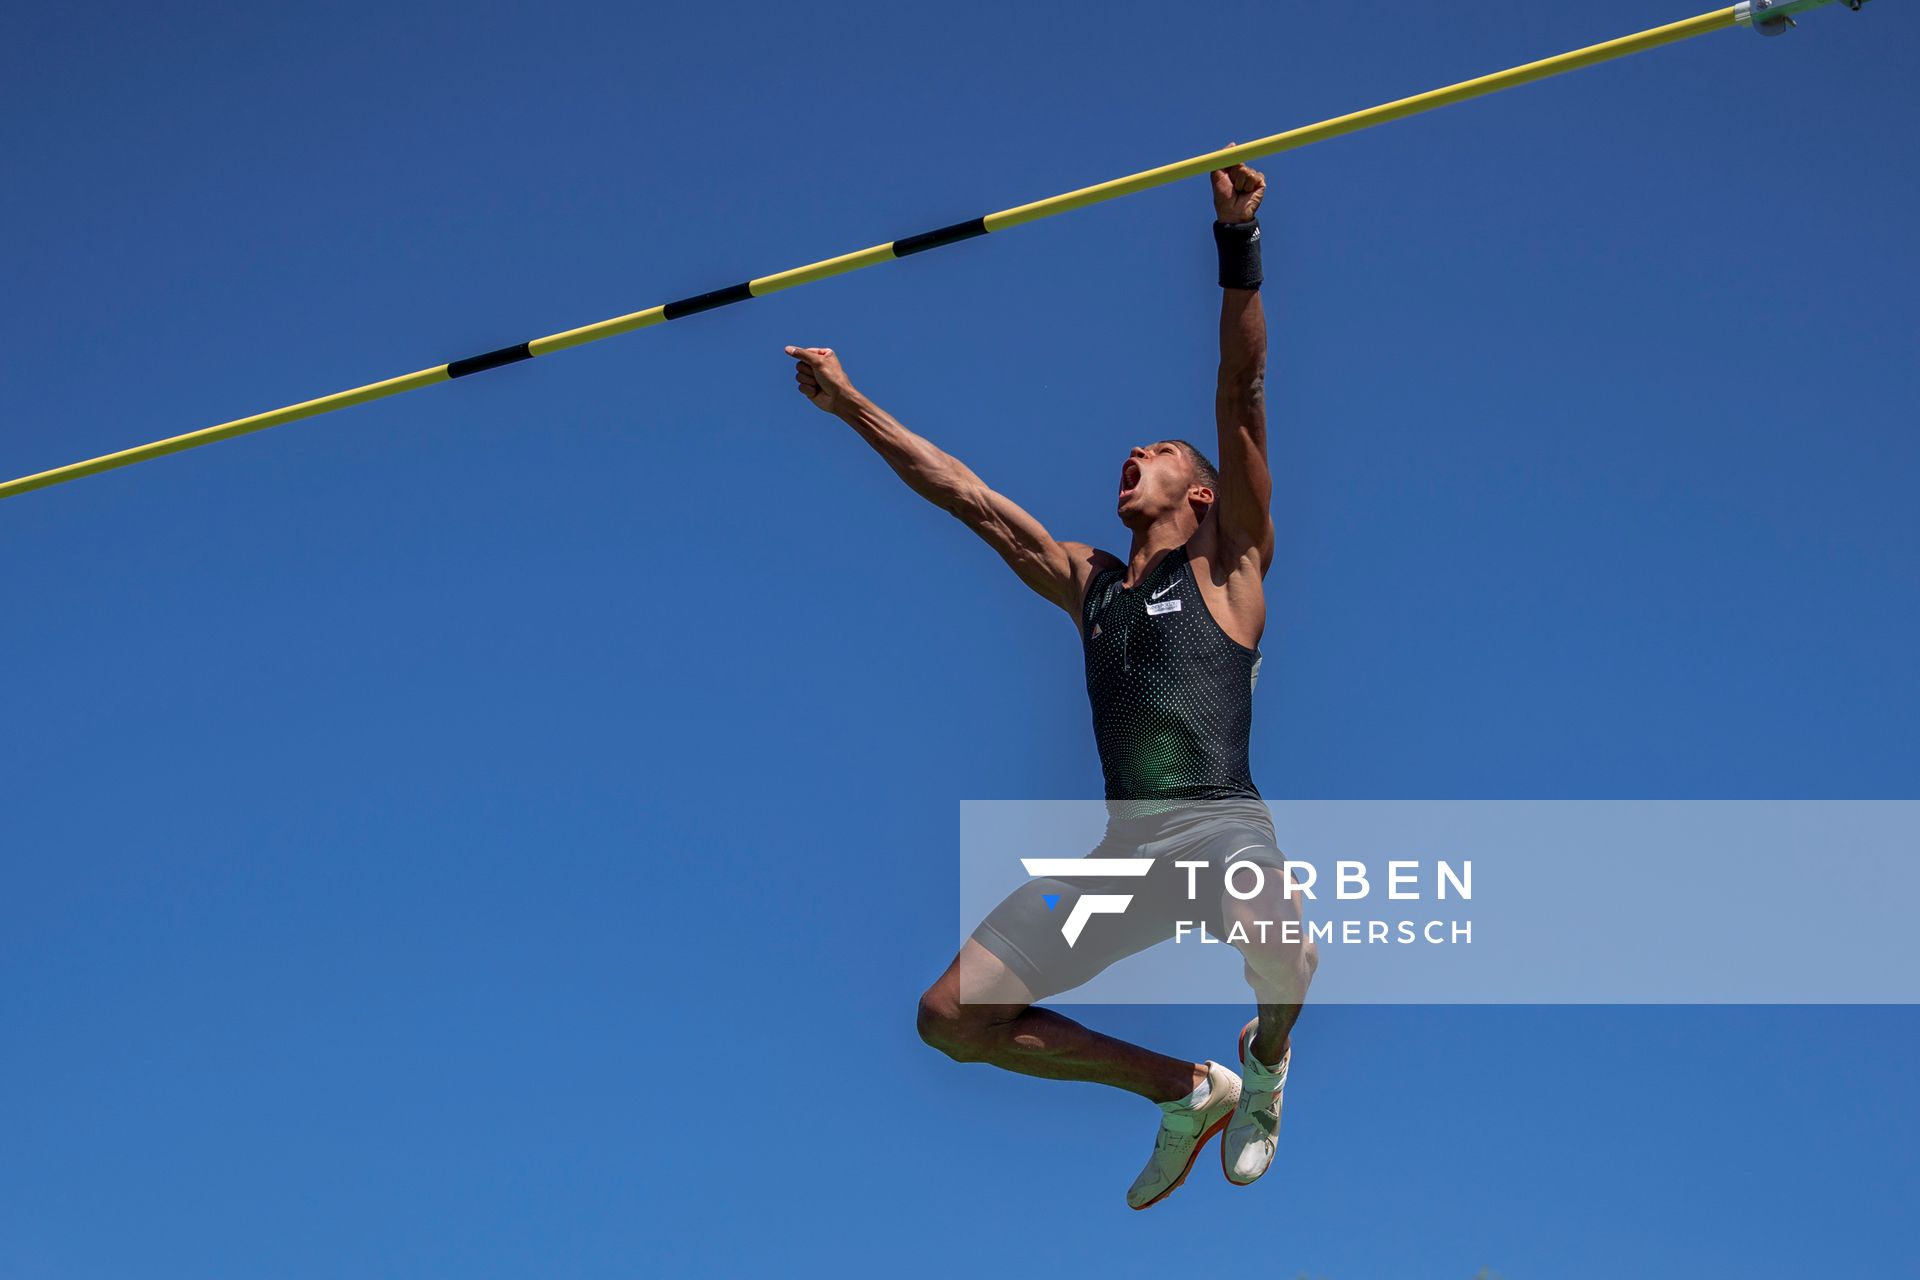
[
  {"xmin": 1221, "ymin": 1019, "xmax": 1290, "ymax": 1187},
  {"xmin": 1126, "ymin": 1060, "xmax": 1241, "ymax": 1210}
]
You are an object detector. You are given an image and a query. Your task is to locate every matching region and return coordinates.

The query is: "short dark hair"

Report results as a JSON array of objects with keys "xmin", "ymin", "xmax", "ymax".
[{"xmin": 1168, "ymin": 440, "xmax": 1219, "ymax": 495}]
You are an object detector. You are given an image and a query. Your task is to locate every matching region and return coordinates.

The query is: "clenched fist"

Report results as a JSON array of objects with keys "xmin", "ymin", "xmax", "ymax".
[
  {"xmin": 1211, "ymin": 150, "xmax": 1266, "ymax": 224},
  {"xmin": 784, "ymin": 345, "xmax": 861, "ymax": 416}
]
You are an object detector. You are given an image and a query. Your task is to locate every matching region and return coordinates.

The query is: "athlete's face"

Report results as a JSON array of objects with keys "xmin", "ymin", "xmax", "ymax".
[{"xmin": 1117, "ymin": 441, "xmax": 1202, "ymax": 523}]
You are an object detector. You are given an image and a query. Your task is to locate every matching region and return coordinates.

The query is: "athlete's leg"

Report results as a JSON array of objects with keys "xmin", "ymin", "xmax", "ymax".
[
  {"xmin": 916, "ymin": 940, "xmax": 1205, "ymax": 1103},
  {"xmin": 1212, "ymin": 850, "xmax": 1315, "ymax": 1186},
  {"xmin": 1220, "ymin": 867, "xmax": 1319, "ymax": 1063},
  {"xmin": 924, "ymin": 852, "xmax": 1248, "ymax": 1209}
]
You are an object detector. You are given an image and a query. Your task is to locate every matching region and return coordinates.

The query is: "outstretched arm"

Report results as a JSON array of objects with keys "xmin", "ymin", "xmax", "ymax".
[
  {"xmin": 783, "ymin": 345, "xmax": 1109, "ymax": 618},
  {"xmin": 1210, "ymin": 159, "xmax": 1275, "ymax": 572}
]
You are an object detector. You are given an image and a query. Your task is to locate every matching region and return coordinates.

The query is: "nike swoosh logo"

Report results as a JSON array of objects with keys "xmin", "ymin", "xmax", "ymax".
[{"xmin": 1151, "ymin": 578, "xmax": 1179, "ymax": 599}]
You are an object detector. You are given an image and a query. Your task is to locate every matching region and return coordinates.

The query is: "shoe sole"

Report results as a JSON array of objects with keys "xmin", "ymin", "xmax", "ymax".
[
  {"xmin": 1223, "ymin": 1021, "xmax": 1272, "ymax": 1188},
  {"xmin": 1130, "ymin": 1109, "xmax": 1234, "ymax": 1212}
]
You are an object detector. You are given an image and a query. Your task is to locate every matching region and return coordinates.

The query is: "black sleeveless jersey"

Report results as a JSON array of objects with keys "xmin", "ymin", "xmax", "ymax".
[{"xmin": 1079, "ymin": 545, "xmax": 1262, "ymax": 805}]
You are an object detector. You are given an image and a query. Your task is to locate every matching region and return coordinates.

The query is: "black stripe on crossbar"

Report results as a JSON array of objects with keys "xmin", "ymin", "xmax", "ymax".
[
  {"xmin": 662, "ymin": 282, "xmax": 756, "ymax": 320},
  {"xmin": 892, "ymin": 217, "xmax": 989, "ymax": 257},
  {"xmin": 447, "ymin": 343, "xmax": 534, "ymax": 379}
]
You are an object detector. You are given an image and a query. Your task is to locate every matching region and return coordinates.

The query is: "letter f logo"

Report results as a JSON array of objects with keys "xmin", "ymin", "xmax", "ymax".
[{"xmin": 1020, "ymin": 859, "xmax": 1155, "ymax": 947}]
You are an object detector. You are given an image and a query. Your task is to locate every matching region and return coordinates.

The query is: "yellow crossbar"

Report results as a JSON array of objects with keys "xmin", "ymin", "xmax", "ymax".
[{"xmin": 0, "ymin": 6, "xmax": 1743, "ymax": 503}]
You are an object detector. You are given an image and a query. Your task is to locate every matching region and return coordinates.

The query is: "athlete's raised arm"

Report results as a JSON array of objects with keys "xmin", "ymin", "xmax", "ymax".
[
  {"xmin": 1209, "ymin": 159, "xmax": 1275, "ymax": 575},
  {"xmin": 783, "ymin": 344, "xmax": 1111, "ymax": 618}
]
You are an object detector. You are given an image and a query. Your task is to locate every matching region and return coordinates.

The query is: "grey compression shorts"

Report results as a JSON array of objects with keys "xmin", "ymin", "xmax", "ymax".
[{"xmin": 970, "ymin": 799, "xmax": 1282, "ymax": 1001}]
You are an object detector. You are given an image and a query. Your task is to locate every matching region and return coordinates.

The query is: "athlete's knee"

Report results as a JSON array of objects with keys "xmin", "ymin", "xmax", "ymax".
[
  {"xmin": 916, "ymin": 988, "xmax": 1021, "ymax": 1063},
  {"xmin": 1220, "ymin": 866, "xmax": 1307, "ymax": 942},
  {"xmin": 1221, "ymin": 896, "xmax": 1304, "ymax": 955},
  {"xmin": 917, "ymin": 989, "xmax": 980, "ymax": 1061},
  {"xmin": 1223, "ymin": 882, "xmax": 1317, "ymax": 998},
  {"xmin": 915, "ymin": 990, "xmax": 955, "ymax": 1053}
]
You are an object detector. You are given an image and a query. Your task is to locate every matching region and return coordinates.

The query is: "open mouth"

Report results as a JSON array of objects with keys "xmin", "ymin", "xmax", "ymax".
[{"xmin": 1118, "ymin": 459, "xmax": 1141, "ymax": 499}]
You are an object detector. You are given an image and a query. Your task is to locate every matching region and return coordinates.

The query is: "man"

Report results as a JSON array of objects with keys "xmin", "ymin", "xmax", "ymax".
[{"xmin": 783, "ymin": 159, "xmax": 1315, "ymax": 1209}]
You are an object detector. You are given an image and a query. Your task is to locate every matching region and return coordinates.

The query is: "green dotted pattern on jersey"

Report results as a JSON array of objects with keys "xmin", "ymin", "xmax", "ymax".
[{"xmin": 1081, "ymin": 546, "xmax": 1262, "ymax": 811}]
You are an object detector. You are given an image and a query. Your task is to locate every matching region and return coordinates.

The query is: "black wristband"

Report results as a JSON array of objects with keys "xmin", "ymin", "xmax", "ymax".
[{"xmin": 1213, "ymin": 218, "xmax": 1263, "ymax": 291}]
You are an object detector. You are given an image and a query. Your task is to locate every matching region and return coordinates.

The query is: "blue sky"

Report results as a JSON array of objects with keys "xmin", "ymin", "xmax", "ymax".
[{"xmin": 3, "ymin": 1, "xmax": 1915, "ymax": 1275}]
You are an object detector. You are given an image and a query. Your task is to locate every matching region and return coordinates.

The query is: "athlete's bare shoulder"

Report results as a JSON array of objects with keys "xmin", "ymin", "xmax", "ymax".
[
  {"xmin": 1060, "ymin": 542, "xmax": 1124, "ymax": 615},
  {"xmin": 1185, "ymin": 509, "xmax": 1265, "ymax": 584},
  {"xmin": 1184, "ymin": 514, "xmax": 1266, "ymax": 648},
  {"xmin": 1062, "ymin": 542, "xmax": 1124, "ymax": 573}
]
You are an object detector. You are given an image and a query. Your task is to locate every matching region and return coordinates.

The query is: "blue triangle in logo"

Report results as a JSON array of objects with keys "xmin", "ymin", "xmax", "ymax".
[{"xmin": 1042, "ymin": 893, "xmax": 1061, "ymax": 912}]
